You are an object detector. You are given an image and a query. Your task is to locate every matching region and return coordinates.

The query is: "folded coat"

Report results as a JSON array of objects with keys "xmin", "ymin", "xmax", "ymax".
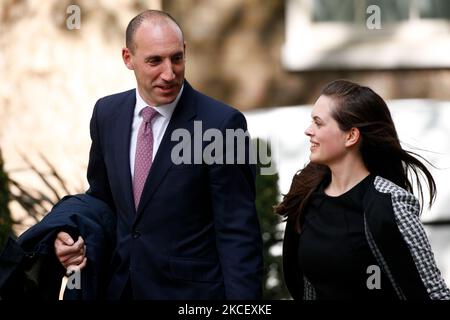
[{"xmin": 0, "ymin": 194, "xmax": 115, "ymax": 300}]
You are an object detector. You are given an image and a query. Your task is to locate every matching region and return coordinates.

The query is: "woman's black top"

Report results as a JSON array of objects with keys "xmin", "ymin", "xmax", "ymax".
[{"xmin": 297, "ymin": 174, "xmax": 397, "ymax": 300}]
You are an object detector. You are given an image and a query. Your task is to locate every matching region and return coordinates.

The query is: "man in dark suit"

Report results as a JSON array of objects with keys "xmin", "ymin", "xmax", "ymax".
[{"xmin": 53, "ymin": 10, "xmax": 263, "ymax": 299}]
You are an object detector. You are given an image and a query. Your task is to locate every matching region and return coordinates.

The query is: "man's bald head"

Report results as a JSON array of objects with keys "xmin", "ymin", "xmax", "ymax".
[{"xmin": 125, "ymin": 10, "xmax": 183, "ymax": 54}]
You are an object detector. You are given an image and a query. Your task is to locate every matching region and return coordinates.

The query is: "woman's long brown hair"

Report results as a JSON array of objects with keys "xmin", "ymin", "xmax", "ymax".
[{"xmin": 275, "ymin": 79, "xmax": 436, "ymax": 232}]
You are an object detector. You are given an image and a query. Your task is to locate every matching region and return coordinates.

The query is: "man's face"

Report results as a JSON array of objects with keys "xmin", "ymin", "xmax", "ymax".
[{"xmin": 122, "ymin": 20, "xmax": 185, "ymax": 106}]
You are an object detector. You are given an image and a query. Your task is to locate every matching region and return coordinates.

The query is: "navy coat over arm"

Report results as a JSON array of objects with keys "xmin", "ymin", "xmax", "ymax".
[{"xmin": 0, "ymin": 194, "xmax": 115, "ymax": 300}]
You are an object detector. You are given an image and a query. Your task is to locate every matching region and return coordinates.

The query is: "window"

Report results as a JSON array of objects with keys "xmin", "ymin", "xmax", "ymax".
[{"xmin": 283, "ymin": 0, "xmax": 450, "ymax": 70}]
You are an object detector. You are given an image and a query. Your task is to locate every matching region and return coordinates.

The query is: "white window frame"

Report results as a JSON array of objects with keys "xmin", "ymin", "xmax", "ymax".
[{"xmin": 282, "ymin": 0, "xmax": 450, "ymax": 70}]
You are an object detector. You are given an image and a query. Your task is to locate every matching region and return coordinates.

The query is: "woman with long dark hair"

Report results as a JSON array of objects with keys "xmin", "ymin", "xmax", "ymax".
[{"xmin": 275, "ymin": 79, "xmax": 450, "ymax": 300}]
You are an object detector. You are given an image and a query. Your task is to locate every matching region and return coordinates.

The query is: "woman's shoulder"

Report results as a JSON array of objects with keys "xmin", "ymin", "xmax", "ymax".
[
  {"xmin": 372, "ymin": 176, "xmax": 409, "ymax": 195},
  {"xmin": 370, "ymin": 175, "xmax": 420, "ymax": 217}
]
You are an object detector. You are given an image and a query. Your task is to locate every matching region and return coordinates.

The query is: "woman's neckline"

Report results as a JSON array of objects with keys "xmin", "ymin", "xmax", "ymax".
[{"xmin": 322, "ymin": 173, "xmax": 373, "ymax": 199}]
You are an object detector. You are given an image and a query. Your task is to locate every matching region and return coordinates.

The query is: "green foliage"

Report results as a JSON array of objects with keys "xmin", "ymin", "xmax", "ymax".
[
  {"xmin": 254, "ymin": 139, "xmax": 289, "ymax": 299},
  {"xmin": 0, "ymin": 148, "xmax": 13, "ymax": 251},
  {"xmin": 1, "ymin": 152, "xmax": 83, "ymax": 245},
  {"xmin": 8, "ymin": 152, "xmax": 77, "ymax": 225}
]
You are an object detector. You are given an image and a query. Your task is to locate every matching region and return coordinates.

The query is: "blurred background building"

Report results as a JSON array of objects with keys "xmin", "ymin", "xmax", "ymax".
[{"xmin": 1, "ymin": 0, "xmax": 449, "ymax": 298}]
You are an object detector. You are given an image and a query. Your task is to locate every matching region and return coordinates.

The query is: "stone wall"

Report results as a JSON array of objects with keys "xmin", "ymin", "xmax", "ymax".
[
  {"xmin": 0, "ymin": 0, "xmax": 160, "ymax": 231},
  {"xmin": 1, "ymin": 0, "xmax": 449, "ymax": 232},
  {"xmin": 165, "ymin": 0, "xmax": 450, "ymax": 109}
]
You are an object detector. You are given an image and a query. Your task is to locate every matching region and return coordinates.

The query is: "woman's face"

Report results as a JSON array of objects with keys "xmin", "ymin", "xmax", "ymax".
[{"xmin": 305, "ymin": 95, "xmax": 349, "ymax": 166}]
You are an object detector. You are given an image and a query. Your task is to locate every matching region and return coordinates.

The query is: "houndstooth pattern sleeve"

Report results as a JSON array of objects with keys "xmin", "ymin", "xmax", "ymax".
[
  {"xmin": 303, "ymin": 276, "xmax": 317, "ymax": 300},
  {"xmin": 375, "ymin": 176, "xmax": 450, "ymax": 300}
]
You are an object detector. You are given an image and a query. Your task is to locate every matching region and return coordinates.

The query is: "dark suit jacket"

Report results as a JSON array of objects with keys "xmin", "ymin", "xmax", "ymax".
[
  {"xmin": 87, "ymin": 81, "xmax": 263, "ymax": 299},
  {"xmin": 0, "ymin": 194, "xmax": 115, "ymax": 300}
]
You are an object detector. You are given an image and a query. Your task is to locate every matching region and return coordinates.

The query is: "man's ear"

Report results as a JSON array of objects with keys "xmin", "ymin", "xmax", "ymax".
[
  {"xmin": 183, "ymin": 41, "xmax": 187, "ymax": 60},
  {"xmin": 345, "ymin": 127, "xmax": 361, "ymax": 148},
  {"xmin": 122, "ymin": 47, "xmax": 134, "ymax": 70}
]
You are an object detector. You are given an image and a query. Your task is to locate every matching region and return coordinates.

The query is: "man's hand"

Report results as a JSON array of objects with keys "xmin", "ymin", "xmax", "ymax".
[{"xmin": 54, "ymin": 231, "xmax": 87, "ymax": 271}]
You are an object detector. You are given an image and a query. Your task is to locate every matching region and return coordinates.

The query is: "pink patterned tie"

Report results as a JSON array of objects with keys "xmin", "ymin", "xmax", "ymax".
[{"xmin": 133, "ymin": 106, "xmax": 159, "ymax": 209}]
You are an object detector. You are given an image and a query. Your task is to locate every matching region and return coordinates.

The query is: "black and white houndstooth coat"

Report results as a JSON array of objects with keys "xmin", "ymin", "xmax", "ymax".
[{"xmin": 283, "ymin": 176, "xmax": 450, "ymax": 300}]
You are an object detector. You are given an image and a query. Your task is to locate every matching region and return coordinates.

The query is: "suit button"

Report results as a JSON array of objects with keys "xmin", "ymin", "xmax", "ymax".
[{"xmin": 132, "ymin": 230, "xmax": 141, "ymax": 239}]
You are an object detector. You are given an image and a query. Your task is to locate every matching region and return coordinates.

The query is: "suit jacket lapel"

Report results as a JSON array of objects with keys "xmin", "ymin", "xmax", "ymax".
[
  {"xmin": 113, "ymin": 90, "xmax": 136, "ymax": 215},
  {"xmin": 134, "ymin": 82, "xmax": 196, "ymax": 221}
]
